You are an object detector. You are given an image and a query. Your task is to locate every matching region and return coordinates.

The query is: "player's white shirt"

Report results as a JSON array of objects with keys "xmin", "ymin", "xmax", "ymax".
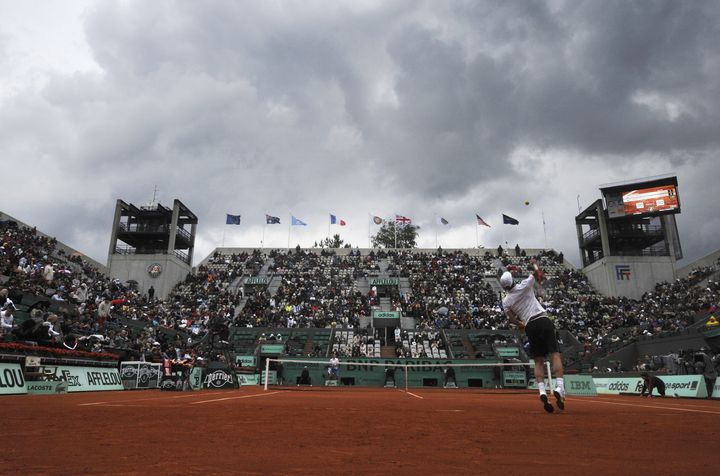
[
  {"xmin": 330, "ymin": 357, "xmax": 339, "ymax": 368},
  {"xmin": 501, "ymin": 274, "xmax": 545, "ymax": 326}
]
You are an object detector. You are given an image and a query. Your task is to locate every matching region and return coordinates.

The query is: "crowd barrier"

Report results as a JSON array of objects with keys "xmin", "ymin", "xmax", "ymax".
[
  {"xmin": 593, "ymin": 375, "xmax": 710, "ymax": 398},
  {"xmin": 1, "ymin": 362, "xmax": 123, "ymax": 394},
  {"xmin": 5, "ymin": 359, "xmax": 720, "ymax": 398},
  {"xmin": 530, "ymin": 375, "xmax": 597, "ymax": 396}
]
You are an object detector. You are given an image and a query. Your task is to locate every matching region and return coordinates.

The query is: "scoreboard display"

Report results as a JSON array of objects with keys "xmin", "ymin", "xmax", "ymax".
[
  {"xmin": 621, "ymin": 185, "xmax": 679, "ymax": 216},
  {"xmin": 602, "ymin": 176, "xmax": 680, "ymax": 219}
]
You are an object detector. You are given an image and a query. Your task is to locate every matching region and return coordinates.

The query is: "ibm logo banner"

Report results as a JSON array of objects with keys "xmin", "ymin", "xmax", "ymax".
[{"xmin": 615, "ymin": 265, "xmax": 631, "ymax": 281}]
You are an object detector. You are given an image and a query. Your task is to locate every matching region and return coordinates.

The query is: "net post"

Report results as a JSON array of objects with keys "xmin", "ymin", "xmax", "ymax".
[
  {"xmin": 404, "ymin": 364, "xmax": 409, "ymax": 392},
  {"xmin": 545, "ymin": 360, "xmax": 553, "ymax": 391},
  {"xmin": 264, "ymin": 358, "xmax": 271, "ymax": 391}
]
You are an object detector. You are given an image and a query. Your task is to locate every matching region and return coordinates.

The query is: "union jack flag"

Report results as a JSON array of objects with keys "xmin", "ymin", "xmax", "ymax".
[{"xmin": 395, "ymin": 215, "xmax": 412, "ymax": 226}]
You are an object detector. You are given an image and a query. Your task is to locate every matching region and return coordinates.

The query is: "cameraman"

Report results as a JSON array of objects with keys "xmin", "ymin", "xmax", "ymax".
[{"xmin": 694, "ymin": 349, "xmax": 717, "ymax": 399}]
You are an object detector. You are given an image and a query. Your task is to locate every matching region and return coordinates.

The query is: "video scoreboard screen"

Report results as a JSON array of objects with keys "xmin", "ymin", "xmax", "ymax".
[{"xmin": 602, "ymin": 176, "xmax": 680, "ymax": 219}]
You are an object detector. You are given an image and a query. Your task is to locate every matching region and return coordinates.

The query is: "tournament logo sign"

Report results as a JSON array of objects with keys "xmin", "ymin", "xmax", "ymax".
[
  {"xmin": 120, "ymin": 363, "xmax": 139, "ymax": 389},
  {"xmin": 121, "ymin": 362, "xmax": 163, "ymax": 389},
  {"xmin": 137, "ymin": 363, "xmax": 154, "ymax": 388},
  {"xmin": 203, "ymin": 369, "xmax": 235, "ymax": 389},
  {"xmin": 147, "ymin": 263, "xmax": 163, "ymax": 278},
  {"xmin": 120, "ymin": 365, "xmax": 138, "ymax": 379}
]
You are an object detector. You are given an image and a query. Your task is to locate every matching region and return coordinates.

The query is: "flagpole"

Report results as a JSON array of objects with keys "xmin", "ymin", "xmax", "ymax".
[
  {"xmin": 262, "ymin": 222, "xmax": 266, "ymax": 250},
  {"xmin": 222, "ymin": 228, "xmax": 226, "ymax": 249},
  {"xmin": 394, "ymin": 215, "xmax": 397, "ymax": 250},
  {"xmin": 542, "ymin": 209, "xmax": 548, "ymax": 249},
  {"xmin": 434, "ymin": 214, "xmax": 438, "ymax": 249},
  {"xmin": 328, "ymin": 212, "xmax": 331, "ymax": 246},
  {"xmin": 367, "ymin": 213, "xmax": 371, "ymax": 249},
  {"xmin": 502, "ymin": 220, "xmax": 506, "ymax": 252},
  {"xmin": 475, "ymin": 221, "xmax": 479, "ymax": 249},
  {"xmin": 287, "ymin": 214, "xmax": 291, "ymax": 250}
]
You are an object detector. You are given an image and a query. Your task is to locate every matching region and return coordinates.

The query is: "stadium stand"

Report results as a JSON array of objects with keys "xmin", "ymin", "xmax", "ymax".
[{"xmin": 2, "ymin": 217, "xmax": 719, "ymax": 381}]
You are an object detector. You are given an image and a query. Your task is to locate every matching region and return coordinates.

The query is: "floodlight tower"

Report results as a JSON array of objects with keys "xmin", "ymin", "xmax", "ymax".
[
  {"xmin": 575, "ymin": 175, "xmax": 682, "ymax": 299},
  {"xmin": 107, "ymin": 199, "xmax": 198, "ymax": 299}
]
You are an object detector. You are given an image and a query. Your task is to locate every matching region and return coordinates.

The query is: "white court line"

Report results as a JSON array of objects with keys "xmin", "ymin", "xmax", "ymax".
[
  {"xmin": 78, "ymin": 391, "xmax": 228, "ymax": 406},
  {"xmin": 190, "ymin": 391, "xmax": 286, "ymax": 404},
  {"xmin": 405, "ymin": 391, "xmax": 424, "ymax": 400},
  {"xmin": 592, "ymin": 396, "xmax": 720, "ymax": 411},
  {"xmin": 571, "ymin": 397, "xmax": 720, "ymax": 416}
]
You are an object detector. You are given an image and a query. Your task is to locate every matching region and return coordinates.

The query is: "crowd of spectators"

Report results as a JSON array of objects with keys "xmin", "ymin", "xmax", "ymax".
[
  {"xmin": 0, "ymin": 220, "xmax": 259, "ymax": 363},
  {"xmin": 234, "ymin": 248, "xmax": 372, "ymax": 330},
  {"xmin": 394, "ymin": 250, "xmax": 500, "ymax": 330},
  {"xmin": 2, "ymin": 218, "xmax": 719, "ymax": 372}
]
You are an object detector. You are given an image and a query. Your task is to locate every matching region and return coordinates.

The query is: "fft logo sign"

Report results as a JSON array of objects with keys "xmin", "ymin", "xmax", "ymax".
[{"xmin": 615, "ymin": 265, "xmax": 631, "ymax": 281}]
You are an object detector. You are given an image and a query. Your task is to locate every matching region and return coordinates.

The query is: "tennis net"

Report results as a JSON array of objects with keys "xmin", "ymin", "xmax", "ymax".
[{"xmin": 263, "ymin": 358, "xmax": 554, "ymax": 391}]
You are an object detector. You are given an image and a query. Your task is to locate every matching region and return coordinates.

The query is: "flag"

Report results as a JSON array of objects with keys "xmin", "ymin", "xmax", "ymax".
[
  {"xmin": 225, "ymin": 214, "xmax": 241, "ymax": 225},
  {"xmin": 330, "ymin": 214, "xmax": 346, "ymax": 226},
  {"xmin": 266, "ymin": 214, "xmax": 281, "ymax": 224},
  {"xmin": 395, "ymin": 214, "xmax": 412, "ymax": 226},
  {"xmin": 476, "ymin": 214, "xmax": 491, "ymax": 227},
  {"xmin": 502, "ymin": 214, "xmax": 519, "ymax": 225},
  {"xmin": 436, "ymin": 216, "xmax": 449, "ymax": 226},
  {"xmin": 371, "ymin": 215, "xmax": 385, "ymax": 226},
  {"xmin": 291, "ymin": 216, "xmax": 307, "ymax": 226}
]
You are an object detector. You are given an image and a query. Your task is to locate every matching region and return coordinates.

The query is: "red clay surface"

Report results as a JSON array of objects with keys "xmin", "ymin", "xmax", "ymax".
[{"xmin": 2, "ymin": 388, "xmax": 719, "ymax": 475}]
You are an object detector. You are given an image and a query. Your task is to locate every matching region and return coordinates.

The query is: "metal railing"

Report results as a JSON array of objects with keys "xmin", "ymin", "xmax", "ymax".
[
  {"xmin": 117, "ymin": 223, "xmax": 192, "ymax": 242},
  {"xmin": 114, "ymin": 246, "xmax": 191, "ymax": 264}
]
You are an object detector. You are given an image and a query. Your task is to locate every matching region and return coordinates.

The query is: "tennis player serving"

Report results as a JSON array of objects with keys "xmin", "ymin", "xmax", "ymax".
[{"xmin": 500, "ymin": 258, "xmax": 565, "ymax": 413}]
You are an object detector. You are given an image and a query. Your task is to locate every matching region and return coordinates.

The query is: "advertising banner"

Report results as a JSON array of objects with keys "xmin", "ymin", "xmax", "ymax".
[
  {"xmin": 120, "ymin": 362, "xmax": 163, "ymax": 390},
  {"xmin": 593, "ymin": 377, "xmax": 639, "ymax": 395},
  {"xmin": 594, "ymin": 375, "xmax": 708, "ymax": 398},
  {"xmin": 54, "ymin": 366, "xmax": 124, "ymax": 392},
  {"xmin": 190, "ymin": 367, "xmax": 203, "ymax": 390},
  {"xmin": 502, "ymin": 370, "xmax": 526, "ymax": 388},
  {"xmin": 712, "ymin": 377, "xmax": 720, "ymax": 399},
  {"xmin": 202, "ymin": 368, "xmax": 236, "ymax": 389},
  {"xmin": 26, "ymin": 381, "xmax": 68, "ymax": 395},
  {"xmin": 236, "ymin": 374, "xmax": 260, "ymax": 386},
  {"xmin": 235, "ymin": 355, "xmax": 256, "ymax": 368},
  {"xmin": 0, "ymin": 363, "xmax": 27, "ymax": 395},
  {"xmin": 260, "ymin": 344, "xmax": 284, "ymax": 354},
  {"xmin": 529, "ymin": 375, "xmax": 597, "ymax": 396},
  {"xmin": 261, "ymin": 370, "xmax": 277, "ymax": 385},
  {"xmin": 495, "ymin": 347, "xmax": 520, "ymax": 358},
  {"xmin": 372, "ymin": 311, "xmax": 400, "ymax": 319},
  {"xmin": 659, "ymin": 375, "xmax": 708, "ymax": 398},
  {"xmin": 564, "ymin": 375, "xmax": 597, "ymax": 396}
]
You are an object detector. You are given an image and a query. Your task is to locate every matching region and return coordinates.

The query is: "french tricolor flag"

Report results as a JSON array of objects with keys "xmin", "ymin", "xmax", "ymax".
[{"xmin": 330, "ymin": 214, "xmax": 346, "ymax": 226}]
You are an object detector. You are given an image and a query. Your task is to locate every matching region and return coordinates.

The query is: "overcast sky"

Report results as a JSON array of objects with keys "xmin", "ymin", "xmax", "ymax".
[{"xmin": 1, "ymin": 0, "xmax": 719, "ymax": 267}]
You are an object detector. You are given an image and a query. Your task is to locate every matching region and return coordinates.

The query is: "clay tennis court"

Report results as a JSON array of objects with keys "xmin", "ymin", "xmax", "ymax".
[{"xmin": 2, "ymin": 388, "xmax": 718, "ymax": 475}]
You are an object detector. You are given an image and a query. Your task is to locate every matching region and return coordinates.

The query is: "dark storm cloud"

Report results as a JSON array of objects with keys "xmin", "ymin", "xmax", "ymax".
[
  {"xmin": 1, "ymin": 0, "xmax": 719, "ymax": 264},
  {"xmin": 519, "ymin": 1, "xmax": 720, "ymax": 155}
]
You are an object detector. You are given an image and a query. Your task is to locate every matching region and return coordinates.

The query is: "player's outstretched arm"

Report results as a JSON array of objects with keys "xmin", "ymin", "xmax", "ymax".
[{"xmin": 530, "ymin": 258, "xmax": 544, "ymax": 283}]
